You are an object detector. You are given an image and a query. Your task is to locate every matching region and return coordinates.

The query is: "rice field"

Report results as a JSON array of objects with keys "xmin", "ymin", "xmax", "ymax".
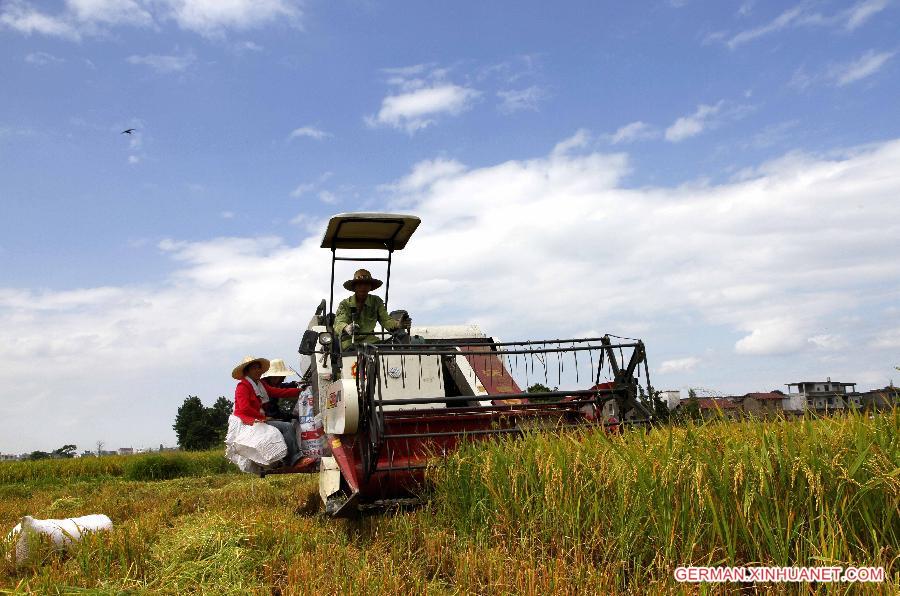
[{"xmin": 1, "ymin": 410, "xmax": 897, "ymax": 594}]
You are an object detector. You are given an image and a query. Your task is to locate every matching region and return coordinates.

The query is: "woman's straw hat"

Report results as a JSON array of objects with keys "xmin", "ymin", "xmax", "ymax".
[
  {"xmin": 343, "ymin": 268, "xmax": 383, "ymax": 291},
  {"xmin": 262, "ymin": 358, "xmax": 296, "ymax": 379},
  {"xmin": 231, "ymin": 356, "xmax": 270, "ymax": 380}
]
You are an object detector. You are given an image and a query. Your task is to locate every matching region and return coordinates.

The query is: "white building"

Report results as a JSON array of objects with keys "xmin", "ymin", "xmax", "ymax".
[
  {"xmin": 784, "ymin": 378, "xmax": 858, "ymax": 412},
  {"xmin": 658, "ymin": 390, "xmax": 681, "ymax": 411}
]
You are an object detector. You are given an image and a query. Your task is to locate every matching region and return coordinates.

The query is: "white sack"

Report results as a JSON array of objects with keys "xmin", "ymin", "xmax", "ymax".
[
  {"xmin": 296, "ymin": 413, "xmax": 326, "ymax": 458},
  {"xmin": 224, "ymin": 415, "xmax": 287, "ymax": 469},
  {"xmin": 292, "ymin": 386, "xmax": 315, "ymax": 418},
  {"xmin": 7, "ymin": 514, "xmax": 112, "ymax": 565}
]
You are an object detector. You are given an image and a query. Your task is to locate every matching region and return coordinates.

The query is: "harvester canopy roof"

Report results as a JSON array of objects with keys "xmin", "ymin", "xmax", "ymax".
[{"xmin": 321, "ymin": 213, "xmax": 421, "ymax": 250}]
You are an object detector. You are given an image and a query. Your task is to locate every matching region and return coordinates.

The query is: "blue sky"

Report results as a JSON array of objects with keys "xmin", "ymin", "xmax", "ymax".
[{"xmin": 1, "ymin": 0, "xmax": 899, "ymax": 452}]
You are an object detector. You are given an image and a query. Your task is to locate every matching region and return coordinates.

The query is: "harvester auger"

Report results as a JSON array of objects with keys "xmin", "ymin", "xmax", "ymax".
[{"xmin": 292, "ymin": 213, "xmax": 655, "ymax": 517}]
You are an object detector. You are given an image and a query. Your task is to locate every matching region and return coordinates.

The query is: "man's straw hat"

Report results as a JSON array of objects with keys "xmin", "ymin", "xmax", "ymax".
[
  {"xmin": 231, "ymin": 356, "xmax": 270, "ymax": 380},
  {"xmin": 343, "ymin": 268, "xmax": 383, "ymax": 292},
  {"xmin": 262, "ymin": 358, "xmax": 297, "ymax": 379}
]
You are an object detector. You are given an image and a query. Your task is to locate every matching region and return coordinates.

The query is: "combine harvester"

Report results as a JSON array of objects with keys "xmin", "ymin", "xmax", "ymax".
[{"xmin": 292, "ymin": 213, "xmax": 655, "ymax": 516}]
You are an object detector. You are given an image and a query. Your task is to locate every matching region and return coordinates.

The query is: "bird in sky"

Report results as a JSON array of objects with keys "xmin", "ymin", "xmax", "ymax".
[{"xmin": 121, "ymin": 129, "xmax": 136, "ymax": 135}]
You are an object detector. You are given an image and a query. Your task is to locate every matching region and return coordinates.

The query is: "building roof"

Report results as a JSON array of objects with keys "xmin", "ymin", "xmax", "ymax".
[
  {"xmin": 786, "ymin": 381, "xmax": 855, "ymax": 386},
  {"xmin": 744, "ymin": 392, "xmax": 785, "ymax": 401},
  {"xmin": 696, "ymin": 398, "xmax": 740, "ymax": 410}
]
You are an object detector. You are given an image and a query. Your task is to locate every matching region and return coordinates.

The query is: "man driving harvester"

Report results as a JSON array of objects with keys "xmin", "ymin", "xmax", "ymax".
[{"xmin": 333, "ymin": 268, "xmax": 410, "ymax": 351}]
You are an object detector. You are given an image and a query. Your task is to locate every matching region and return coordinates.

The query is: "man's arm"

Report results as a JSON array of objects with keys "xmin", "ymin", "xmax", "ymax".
[
  {"xmin": 376, "ymin": 297, "xmax": 400, "ymax": 331},
  {"xmin": 333, "ymin": 298, "xmax": 350, "ymax": 336}
]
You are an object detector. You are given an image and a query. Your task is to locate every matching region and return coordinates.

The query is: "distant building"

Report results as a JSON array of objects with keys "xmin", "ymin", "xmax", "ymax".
[
  {"xmin": 695, "ymin": 398, "xmax": 742, "ymax": 421},
  {"xmin": 784, "ymin": 378, "xmax": 857, "ymax": 413},
  {"xmin": 657, "ymin": 390, "xmax": 681, "ymax": 411},
  {"xmin": 859, "ymin": 386, "xmax": 898, "ymax": 412},
  {"xmin": 601, "ymin": 399, "xmax": 619, "ymax": 420},
  {"xmin": 118, "ymin": 447, "xmax": 134, "ymax": 456},
  {"xmin": 732, "ymin": 392, "xmax": 784, "ymax": 419},
  {"xmin": 0, "ymin": 453, "xmax": 20, "ymax": 461}
]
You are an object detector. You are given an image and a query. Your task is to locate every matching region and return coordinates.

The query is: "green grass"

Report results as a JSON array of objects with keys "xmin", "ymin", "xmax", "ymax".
[
  {"xmin": 0, "ymin": 450, "xmax": 236, "ymax": 485},
  {"xmin": 0, "ymin": 411, "xmax": 897, "ymax": 594}
]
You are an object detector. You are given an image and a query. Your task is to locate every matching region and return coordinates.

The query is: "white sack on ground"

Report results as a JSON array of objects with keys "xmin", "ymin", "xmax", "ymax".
[
  {"xmin": 224, "ymin": 415, "xmax": 288, "ymax": 470},
  {"xmin": 7, "ymin": 514, "xmax": 113, "ymax": 565}
]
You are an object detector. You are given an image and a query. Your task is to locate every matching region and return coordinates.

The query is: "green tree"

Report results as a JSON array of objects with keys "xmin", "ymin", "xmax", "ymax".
[
  {"xmin": 27, "ymin": 451, "xmax": 51, "ymax": 460},
  {"xmin": 173, "ymin": 395, "xmax": 226, "ymax": 451},
  {"xmin": 674, "ymin": 388, "xmax": 702, "ymax": 423},
  {"xmin": 527, "ymin": 382, "xmax": 558, "ymax": 403},
  {"xmin": 52, "ymin": 444, "xmax": 77, "ymax": 458},
  {"xmin": 648, "ymin": 389, "xmax": 670, "ymax": 423},
  {"xmin": 527, "ymin": 383, "xmax": 553, "ymax": 393},
  {"xmin": 207, "ymin": 396, "xmax": 234, "ymax": 443}
]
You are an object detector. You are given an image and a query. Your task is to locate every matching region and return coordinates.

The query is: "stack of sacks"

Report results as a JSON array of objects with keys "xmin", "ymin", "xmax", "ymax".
[
  {"xmin": 224, "ymin": 415, "xmax": 288, "ymax": 474},
  {"xmin": 7, "ymin": 514, "xmax": 113, "ymax": 565}
]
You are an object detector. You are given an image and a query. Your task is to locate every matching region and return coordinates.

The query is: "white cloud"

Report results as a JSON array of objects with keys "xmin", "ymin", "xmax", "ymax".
[
  {"xmin": 726, "ymin": 5, "xmax": 804, "ymax": 49},
  {"xmin": 829, "ymin": 50, "xmax": 895, "ymax": 86},
  {"xmin": 0, "ymin": 1, "xmax": 81, "ymax": 40},
  {"xmin": 0, "ymin": 0, "xmax": 299, "ymax": 40},
  {"xmin": 497, "ymin": 86, "xmax": 548, "ymax": 114},
  {"xmin": 605, "ymin": 121, "xmax": 658, "ymax": 145},
  {"xmin": 734, "ymin": 319, "xmax": 807, "ymax": 355},
  {"xmin": 808, "ymin": 334, "xmax": 846, "ymax": 350},
  {"xmin": 788, "ymin": 66, "xmax": 815, "ymax": 91},
  {"xmin": 235, "ymin": 40, "xmax": 263, "ymax": 52},
  {"xmin": 128, "ymin": 155, "xmax": 140, "ymax": 164},
  {"xmin": 382, "ymin": 158, "xmax": 466, "ymax": 192},
  {"xmin": 658, "ymin": 357, "xmax": 701, "ymax": 373},
  {"xmin": 157, "ymin": 0, "xmax": 301, "ymax": 37},
  {"xmin": 719, "ymin": 2, "xmax": 888, "ymax": 49},
  {"xmin": 24, "ymin": 51, "xmax": 64, "ymax": 65},
  {"xmin": 290, "ymin": 183, "xmax": 315, "ymax": 198},
  {"xmin": 477, "ymin": 55, "xmax": 541, "ymax": 85},
  {"xmin": 844, "ymin": 0, "xmax": 890, "ymax": 30},
  {"xmin": 318, "ymin": 190, "xmax": 337, "ymax": 204},
  {"xmin": 126, "ymin": 51, "xmax": 196, "ymax": 73},
  {"xmin": 381, "ymin": 63, "xmax": 432, "ymax": 78},
  {"xmin": 872, "ymin": 327, "xmax": 900, "ymax": 349},
  {"xmin": 744, "ymin": 120, "xmax": 799, "ymax": 149},
  {"xmin": 68, "ymin": 0, "xmax": 153, "ymax": 26},
  {"xmin": 665, "ymin": 102, "xmax": 724, "ymax": 142},
  {"xmin": 289, "ymin": 126, "xmax": 331, "ymax": 141},
  {"xmin": 220, "ymin": 211, "xmax": 235, "ymax": 219},
  {"xmin": 290, "ymin": 172, "xmax": 332, "ymax": 198},
  {"xmin": 552, "ymin": 129, "xmax": 591, "ymax": 155},
  {"xmin": 3, "ymin": 137, "xmax": 900, "ymax": 450},
  {"xmin": 737, "ymin": 1, "xmax": 755, "ymax": 17},
  {"xmin": 368, "ymin": 83, "xmax": 480, "ymax": 134}
]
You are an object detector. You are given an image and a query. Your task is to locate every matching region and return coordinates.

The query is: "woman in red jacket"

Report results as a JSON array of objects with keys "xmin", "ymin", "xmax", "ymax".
[{"xmin": 231, "ymin": 356, "xmax": 303, "ymax": 468}]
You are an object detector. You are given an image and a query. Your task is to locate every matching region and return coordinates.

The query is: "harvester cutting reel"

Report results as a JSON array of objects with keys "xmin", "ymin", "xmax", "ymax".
[{"xmin": 317, "ymin": 334, "xmax": 656, "ymax": 517}]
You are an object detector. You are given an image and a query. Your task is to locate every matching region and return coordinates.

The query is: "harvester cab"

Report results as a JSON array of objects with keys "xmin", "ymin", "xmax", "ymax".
[{"xmin": 296, "ymin": 212, "xmax": 655, "ymax": 517}]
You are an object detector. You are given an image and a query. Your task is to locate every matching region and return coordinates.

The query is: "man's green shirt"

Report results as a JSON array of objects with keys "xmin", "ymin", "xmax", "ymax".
[{"xmin": 334, "ymin": 294, "xmax": 399, "ymax": 350}]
